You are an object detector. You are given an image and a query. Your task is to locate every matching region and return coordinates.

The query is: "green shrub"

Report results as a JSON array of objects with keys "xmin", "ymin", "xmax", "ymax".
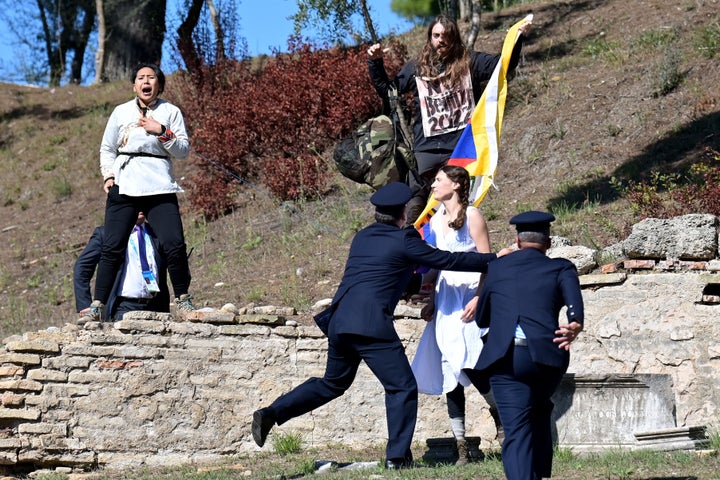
[
  {"xmin": 653, "ymin": 46, "xmax": 682, "ymax": 97},
  {"xmin": 695, "ymin": 22, "xmax": 720, "ymax": 58}
]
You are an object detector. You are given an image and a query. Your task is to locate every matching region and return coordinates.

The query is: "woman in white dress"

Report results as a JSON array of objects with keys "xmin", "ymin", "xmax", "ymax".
[{"xmin": 411, "ymin": 165, "xmax": 502, "ymax": 464}]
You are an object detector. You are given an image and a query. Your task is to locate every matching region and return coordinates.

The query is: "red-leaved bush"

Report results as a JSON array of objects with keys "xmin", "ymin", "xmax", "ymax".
[{"xmin": 170, "ymin": 39, "xmax": 407, "ymax": 217}]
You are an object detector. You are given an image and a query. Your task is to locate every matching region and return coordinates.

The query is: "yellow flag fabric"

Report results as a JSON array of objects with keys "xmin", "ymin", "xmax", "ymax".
[{"xmin": 414, "ymin": 14, "xmax": 534, "ymax": 233}]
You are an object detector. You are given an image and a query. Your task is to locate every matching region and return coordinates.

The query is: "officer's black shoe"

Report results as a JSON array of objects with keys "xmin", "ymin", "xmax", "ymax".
[
  {"xmin": 385, "ymin": 458, "xmax": 413, "ymax": 469},
  {"xmin": 252, "ymin": 407, "xmax": 276, "ymax": 447}
]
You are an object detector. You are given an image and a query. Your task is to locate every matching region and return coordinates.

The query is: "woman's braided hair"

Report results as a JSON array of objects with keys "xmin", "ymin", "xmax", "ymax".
[{"xmin": 441, "ymin": 165, "xmax": 471, "ymax": 230}]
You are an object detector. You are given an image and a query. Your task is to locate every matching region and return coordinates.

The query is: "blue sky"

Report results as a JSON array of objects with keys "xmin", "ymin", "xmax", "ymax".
[{"xmin": 0, "ymin": 0, "xmax": 414, "ymax": 84}]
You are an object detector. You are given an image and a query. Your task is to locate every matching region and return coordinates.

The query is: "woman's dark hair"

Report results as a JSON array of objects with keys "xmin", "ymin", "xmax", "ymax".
[
  {"xmin": 131, "ymin": 63, "xmax": 165, "ymax": 94},
  {"xmin": 441, "ymin": 165, "xmax": 471, "ymax": 230}
]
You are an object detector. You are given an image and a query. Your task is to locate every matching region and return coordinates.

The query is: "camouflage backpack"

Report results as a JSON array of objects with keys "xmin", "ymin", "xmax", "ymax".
[{"xmin": 333, "ymin": 89, "xmax": 415, "ymax": 190}]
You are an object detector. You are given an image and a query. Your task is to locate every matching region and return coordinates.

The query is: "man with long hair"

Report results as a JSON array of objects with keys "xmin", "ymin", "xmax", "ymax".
[{"xmin": 368, "ymin": 15, "xmax": 531, "ymax": 224}]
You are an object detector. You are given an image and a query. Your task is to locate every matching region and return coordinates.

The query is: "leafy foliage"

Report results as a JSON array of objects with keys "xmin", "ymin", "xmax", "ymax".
[
  {"xmin": 613, "ymin": 147, "xmax": 720, "ymax": 218},
  {"xmin": 173, "ymin": 39, "xmax": 407, "ymax": 217}
]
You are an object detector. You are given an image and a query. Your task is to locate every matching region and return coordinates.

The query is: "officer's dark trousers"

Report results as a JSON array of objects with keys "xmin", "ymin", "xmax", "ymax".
[
  {"xmin": 490, "ymin": 344, "xmax": 565, "ymax": 480},
  {"xmin": 270, "ymin": 332, "xmax": 418, "ymax": 462}
]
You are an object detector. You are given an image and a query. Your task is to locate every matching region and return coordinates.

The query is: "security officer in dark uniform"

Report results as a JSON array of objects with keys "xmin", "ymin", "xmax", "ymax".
[
  {"xmin": 471, "ymin": 211, "xmax": 584, "ymax": 480},
  {"xmin": 252, "ymin": 182, "xmax": 507, "ymax": 469}
]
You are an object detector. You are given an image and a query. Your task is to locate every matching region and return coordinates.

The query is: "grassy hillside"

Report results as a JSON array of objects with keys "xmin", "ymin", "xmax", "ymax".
[{"xmin": 1, "ymin": 0, "xmax": 719, "ymax": 338}]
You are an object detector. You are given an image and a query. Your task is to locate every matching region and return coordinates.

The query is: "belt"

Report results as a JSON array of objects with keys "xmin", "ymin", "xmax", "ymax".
[
  {"xmin": 514, "ymin": 337, "xmax": 528, "ymax": 347},
  {"xmin": 117, "ymin": 296, "xmax": 153, "ymax": 305}
]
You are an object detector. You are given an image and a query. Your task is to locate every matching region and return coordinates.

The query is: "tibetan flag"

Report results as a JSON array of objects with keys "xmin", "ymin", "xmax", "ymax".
[{"xmin": 415, "ymin": 14, "xmax": 534, "ymax": 239}]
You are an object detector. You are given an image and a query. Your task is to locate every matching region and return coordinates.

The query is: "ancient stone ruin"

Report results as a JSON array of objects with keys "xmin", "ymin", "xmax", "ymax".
[{"xmin": 0, "ymin": 214, "xmax": 718, "ymax": 474}]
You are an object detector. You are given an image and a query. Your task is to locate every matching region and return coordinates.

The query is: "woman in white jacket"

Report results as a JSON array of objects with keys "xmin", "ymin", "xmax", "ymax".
[{"xmin": 83, "ymin": 63, "xmax": 195, "ymax": 321}]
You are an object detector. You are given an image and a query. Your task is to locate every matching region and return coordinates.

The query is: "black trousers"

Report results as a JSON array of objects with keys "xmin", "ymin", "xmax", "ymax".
[
  {"xmin": 490, "ymin": 345, "xmax": 565, "ymax": 480},
  {"xmin": 94, "ymin": 185, "xmax": 191, "ymax": 303},
  {"xmin": 270, "ymin": 332, "xmax": 418, "ymax": 462}
]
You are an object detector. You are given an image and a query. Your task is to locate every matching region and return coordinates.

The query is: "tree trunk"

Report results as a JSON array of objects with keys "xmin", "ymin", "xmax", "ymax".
[
  {"xmin": 359, "ymin": 0, "xmax": 378, "ymax": 43},
  {"xmin": 465, "ymin": 0, "xmax": 482, "ymax": 49},
  {"xmin": 177, "ymin": 0, "xmax": 204, "ymax": 78},
  {"xmin": 36, "ymin": 0, "xmax": 63, "ymax": 86},
  {"xmin": 205, "ymin": 0, "xmax": 225, "ymax": 63},
  {"xmin": 103, "ymin": 0, "xmax": 166, "ymax": 82},
  {"xmin": 69, "ymin": 0, "xmax": 96, "ymax": 84},
  {"xmin": 95, "ymin": 0, "xmax": 107, "ymax": 83}
]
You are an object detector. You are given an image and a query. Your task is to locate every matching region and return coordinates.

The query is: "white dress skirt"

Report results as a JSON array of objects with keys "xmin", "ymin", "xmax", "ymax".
[{"xmin": 411, "ymin": 206, "xmax": 486, "ymax": 395}]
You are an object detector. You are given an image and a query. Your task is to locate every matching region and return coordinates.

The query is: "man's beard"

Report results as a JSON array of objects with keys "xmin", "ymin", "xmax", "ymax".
[{"xmin": 432, "ymin": 44, "xmax": 450, "ymax": 64}]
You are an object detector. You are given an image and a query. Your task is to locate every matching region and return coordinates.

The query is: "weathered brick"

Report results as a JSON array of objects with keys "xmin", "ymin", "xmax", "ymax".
[
  {"xmin": 185, "ymin": 310, "xmax": 236, "ymax": 324},
  {"xmin": 235, "ymin": 313, "xmax": 285, "ymax": 326},
  {"xmin": 43, "ymin": 384, "xmax": 90, "ymax": 397},
  {"xmin": 167, "ymin": 322, "xmax": 218, "ymax": 336},
  {"xmin": 0, "ymin": 392, "xmax": 24, "ymax": 407},
  {"xmin": 0, "ymin": 450, "xmax": 17, "ymax": 465},
  {"xmin": 4, "ymin": 340, "xmax": 60, "ymax": 354},
  {"xmin": 18, "ymin": 422, "xmax": 68, "ymax": 436},
  {"xmin": 217, "ymin": 324, "xmax": 271, "ymax": 336},
  {"xmin": 67, "ymin": 371, "xmax": 119, "ymax": 384},
  {"xmin": 26, "ymin": 368, "xmax": 69, "ymax": 382},
  {"xmin": 579, "ymin": 273, "xmax": 627, "ymax": 287},
  {"xmin": 0, "ymin": 438, "xmax": 29, "ymax": 448},
  {"xmin": 0, "ymin": 352, "xmax": 41, "ymax": 366},
  {"xmin": 0, "ymin": 407, "xmax": 40, "ymax": 420},
  {"xmin": 112, "ymin": 346, "xmax": 160, "ymax": 359},
  {"xmin": 0, "ymin": 379, "xmax": 43, "ymax": 392},
  {"xmin": 113, "ymin": 319, "xmax": 165, "ymax": 333},
  {"xmin": 600, "ymin": 262, "xmax": 620, "ymax": 273},
  {"xmin": 88, "ymin": 332, "xmax": 135, "ymax": 344},
  {"xmin": 623, "ymin": 259, "xmax": 655, "ymax": 269},
  {"xmin": 23, "ymin": 394, "xmax": 62, "ymax": 409},
  {"xmin": 60, "ymin": 345, "xmax": 115, "ymax": 357},
  {"xmin": 0, "ymin": 366, "xmax": 24, "ymax": 377},
  {"xmin": 42, "ymin": 356, "xmax": 92, "ymax": 369}
]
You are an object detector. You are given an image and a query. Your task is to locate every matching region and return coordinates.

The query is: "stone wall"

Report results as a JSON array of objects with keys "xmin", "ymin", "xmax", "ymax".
[{"xmin": 0, "ymin": 214, "xmax": 718, "ymax": 471}]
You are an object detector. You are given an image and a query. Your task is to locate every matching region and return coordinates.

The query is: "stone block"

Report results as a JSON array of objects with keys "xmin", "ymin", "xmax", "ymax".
[
  {"xmin": 42, "ymin": 356, "xmax": 92, "ymax": 369},
  {"xmin": 0, "ymin": 353, "xmax": 41, "ymax": 366},
  {"xmin": 0, "ymin": 379, "xmax": 43, "ymax": 392},
  {"xmin": 623, "ymin": 259, "xmax": 655, "ymax": 269},
  {"xmin": 87, "ymin": 331, "xmax": 135, "ymax": 344},
  {"xmin": 393, "ymin": 303, "xmax": 422, "ymax": 318},
  {"xmin": 113, "ymin": 319, "xmax": 167, "ymax": 334},
  {"xmin": 634, "ymin": 426, "xmax": 710, "ymax": 451},
  {"xmin": 552, "ymin": 374, "xmax": 676, "ymax": 450},
  {"xmin": 0, "ymin": 393, "xmax": 24, "ymax": 407},
  {"xmin": 4, "ymin": 340, "xmax": 59, "ymax": 354},
  {"xmin": 623, "ymin": 214, "xmax": 718, "ymax": 260},
  {"xmin": 27, "ymin": 368, "xmax": 69, "ymax": 382},
  {"xmin": 167, "ymin": 322, "xmax": 218, "ymax": 336},
  {"xmin": 234, "ymin": 313, "xmax": 286, "ymax": 326},
  {"xmin": 216, "ymin": 324, "xmax": 270, "ymax": 336},
  {"xmin": 0, "ymin": 438, "xmax": 28, "ymax": 448},
  {"xmin": 0, "ymin": 366, "xmax": 24, "ymax": 377},
  {"xmin": 0, "ymin": 451, "xmax": 17, "ymax": 465},
  {"xmin": 579, "ymin": 273, "xmax": 626, "ymax": 287},
  {"xmin": 549, "ymin": 245, "xmax": 598, "ymax": 274},
  {"xmin": 184, "ymin": 310, "xmax": 236, "ymax": 324},
  {"xmin": 18, "ymin": 422, "xmax": 68, "ymax": 436},
  {"xmin": 253, "ymin": 305, "xmax": 296, "ymax": 316},
  {"xmin": 67, "ymin": 371, "xmax": 119, "ymax": 384},
  {"xmin": 600, "ymin": 262, "xmax": 621, "ymax": 273},
  {"xmin": 0, "ymin": 407, "xmax": 40, "ymax": 420}
]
